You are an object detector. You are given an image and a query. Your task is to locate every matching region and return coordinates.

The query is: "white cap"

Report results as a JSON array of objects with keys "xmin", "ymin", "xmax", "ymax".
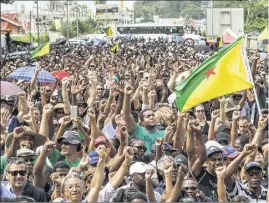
[
  {"xmin": 129, "ymin": 162, "xmax": 147, "ymax": 175},
  {"xmin": 205, "ymin": 140, "xmax": 224, "ymax": 150}
]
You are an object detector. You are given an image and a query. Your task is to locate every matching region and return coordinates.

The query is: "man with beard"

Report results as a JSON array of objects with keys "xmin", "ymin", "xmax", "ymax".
[{"xmin": 123, "ymin": 84, "xmax": 164, "ymax": 154}]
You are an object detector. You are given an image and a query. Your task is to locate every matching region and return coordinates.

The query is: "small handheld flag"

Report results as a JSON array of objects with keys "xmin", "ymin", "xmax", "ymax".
[{"xmin": 32, "ymin": 42, "xmax": 50, "ymax": 58}]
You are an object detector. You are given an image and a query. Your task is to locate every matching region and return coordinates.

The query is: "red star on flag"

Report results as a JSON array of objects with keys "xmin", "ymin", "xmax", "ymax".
[{"xmin": 204, "ymin": 68, "xmax": 216, "ymax": 79}]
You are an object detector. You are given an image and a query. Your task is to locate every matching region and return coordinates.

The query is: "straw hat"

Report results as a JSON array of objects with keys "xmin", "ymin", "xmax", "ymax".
[{"xmin": 5, "ymin": 126, "xmax": 47, "ymax": 150}]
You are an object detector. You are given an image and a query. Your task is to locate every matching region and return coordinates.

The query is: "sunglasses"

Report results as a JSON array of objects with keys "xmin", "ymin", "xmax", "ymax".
[
  {"xmin": 8, "ymin": 170, "xmax": 27, "ymax": 177},
  {"xmin": 183, "ymin": 187, "xmax": 197, "ymax": 191},
  {"xmin": 133, "ymin": 146, "xmax": 147, "ymax": 151},
  {"xmin": 196, "ymin": 110, "xmax": 205, "ymax": 113},
  {"xmin": 57, "ymin": 111, "xmax": 65, "ymax": 115}
]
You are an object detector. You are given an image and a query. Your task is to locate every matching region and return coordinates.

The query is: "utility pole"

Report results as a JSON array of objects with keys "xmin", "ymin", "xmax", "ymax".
[
  {"xmin": 76, "ymin": 6, "xmax": 79, "ymax": 39},
  {"xmin": 30, "ymin": 11, "xmax": 32, "ymax": 44},
  {"xmin": 211, "ymin": 0, "xmax": 214, "ymax": 39},
  {"xmin": 66, "ymin": 0, "xmax": 69, "ymax": 44},
  {"xmin": 36, "ymin": 0, "xmax": 40, "ymax": 46}
]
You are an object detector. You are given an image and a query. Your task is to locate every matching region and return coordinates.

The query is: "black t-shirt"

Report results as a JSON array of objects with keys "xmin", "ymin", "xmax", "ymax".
[{"xmin": 195, "ymin": 167, "xmax": 218, "ymax": 202}]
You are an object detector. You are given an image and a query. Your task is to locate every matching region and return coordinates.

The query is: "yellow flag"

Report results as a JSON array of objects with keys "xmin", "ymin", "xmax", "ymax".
[
  {"xmin": 32, "ymin": 42, "xmax": 50, "ymax": 58},
  {"xmin": 176, "ymin": 37, "xmax": 253, "ymax": 112}
]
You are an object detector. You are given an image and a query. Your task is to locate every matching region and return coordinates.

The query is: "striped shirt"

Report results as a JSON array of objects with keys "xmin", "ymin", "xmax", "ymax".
[{"xmin": 227, "ymin": 180, "xmax": 267, "ymax": 203}]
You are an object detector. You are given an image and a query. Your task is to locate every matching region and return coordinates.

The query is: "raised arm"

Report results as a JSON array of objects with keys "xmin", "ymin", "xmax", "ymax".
[
  {"xmin": 230, "ymin": 111, "xmax": 240, "ymax": 147},
  {"xmin": 87, "ymin": 74, "xmax": 97, "ymax": 109},
  {"xmin": 86, "ymin": 146, "xmax": 106, "ymax": 202},
  {"xmin": 224, "ymin": 144, "xmax": 257, "ymax": 189},
  {"xmin": 110, "ymin": 147, "xmax": 134, "ymax": 189},
  {"xmin": 123, "ymin": 83, "xmax": 136, "ymax": 134},
  {"xmin": 17, "ymin": 92, "xmax": 28, "ymax": 123},
  {"xmin": 186, "ymin": 122, "xmax": 196, "ymax": 168},
  {"xmin": 189, "ymin": 121, "xmax": 207, "ymax": 177},
  {"xmin": 161, "ymin": 163, "xmax": 173, "ymax": 202},
  {"xmin": 34, "ymin": 141, "xmax": 55, "ymax": 188},
  {"xmin": 239, "ymin": 90, "xmax": 247, "ymax": 110},
  {"xmin": 30, "ymin": 65, "xmax": 41, "ymax": 91},
  {"xmin": 145, "ymin": 168, "xmax": 157, "ymax": 202},
  {"xmin": 142, "ymin": 81, "xmax": 150, "ymax": 106},
  {"xmin": 87, "ymin": 109, "xmax": 98, "ymax": 152},
  {"xmin": 173, "ymin": 114, "xmax": 185, "ymax": 152},
  {"xmin": 7, "ymin": 127, "xmax": 24, "ymax": 159},
  {"xmin": 251, "ymin": 118, "xmax": 267, "ymax": 146},
  {"xmin": 215, "ymin": 166, "xmax": 228, "ymax": 203},
  {"xmin": 219, "ymin": 96, "xmax": 228, "ymax": 124},
  {"xmin": 61, "ymin": 77, "xmax": 71, "ymax": 114},
  {"xmin": 166, "ymin": 165, "xmax": 188, "ymax": 202},
  {"xmin": 208, "ymin": 110, "xmax": 219, "ymax": 141},
  {"xmin": 39, "ymin": 104, "xmax": 54, "ymax": 139}
]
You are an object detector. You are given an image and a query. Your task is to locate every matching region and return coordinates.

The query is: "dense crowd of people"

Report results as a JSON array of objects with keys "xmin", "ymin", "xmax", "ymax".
[{"xmin": 0, "ymin": 36, "xmax": 268, "ymax": 202}]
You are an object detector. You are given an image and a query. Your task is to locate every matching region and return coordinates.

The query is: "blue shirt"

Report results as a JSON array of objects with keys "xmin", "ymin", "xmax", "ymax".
[
  {"xmin": 0, "ymin": 182, "xmax": 16, "ymax": 199},
  {"xmin": 8, "ymin": 116, "xmax": 22, "ymax": 133}
]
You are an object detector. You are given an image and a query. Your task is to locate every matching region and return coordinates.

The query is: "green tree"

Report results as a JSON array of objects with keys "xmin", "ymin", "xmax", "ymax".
[{"xmin": 60, "ymin": 17, "xmax": 100, "ymax": 38}]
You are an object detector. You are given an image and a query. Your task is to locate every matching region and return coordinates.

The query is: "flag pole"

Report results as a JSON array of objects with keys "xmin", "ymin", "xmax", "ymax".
[{"xmin": 242, "ymin": 36, "xmax": 261, "ymax": 116}]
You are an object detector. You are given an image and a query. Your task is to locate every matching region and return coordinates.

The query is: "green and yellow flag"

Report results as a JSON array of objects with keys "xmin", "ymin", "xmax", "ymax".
[
  {"xmin": 175, "ymin": 37, "xmax": 253, "ymax": 112},
  {"xmin": 111, "ymin": 43, "xmax": 119, "ymax": 52},
  {"xmin": 32, "ymin": 42, "xmax": 50, "ymax": 58},
  {"xmin": 105, "ymin": 26, "xmax": 113, "ymax": 37}
]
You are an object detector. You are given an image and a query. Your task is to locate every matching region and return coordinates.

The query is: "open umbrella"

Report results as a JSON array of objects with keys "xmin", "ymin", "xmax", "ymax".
[
  {"xmin": 0, "ymin": 81, "xmax": 23, "ymax": 96},
  {"xmin": 7, "ymin": 66, "xmax": 56, "ymax": 83},
  {"xmin": 51, "ymin": 71, "xmax": 70, "ymax": 80}
]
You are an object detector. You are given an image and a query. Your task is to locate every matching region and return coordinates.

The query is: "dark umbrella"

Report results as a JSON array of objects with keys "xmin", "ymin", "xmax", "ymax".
[
  {"xmin": 195, "ymin": 45, "xmax": 212, "ymax": 53},
  {"xmin": 0, "ymin": 81, "xmax": 23, "ymax": 96}
]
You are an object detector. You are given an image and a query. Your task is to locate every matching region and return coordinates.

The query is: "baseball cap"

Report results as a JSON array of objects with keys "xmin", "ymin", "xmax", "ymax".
[
  {"xmin": 174, "ymin": 154, "xmax": 188, "ymax": 166},
  {"xmin": 244, "ymin": 161, "xmax": 263, "ymax": 172},
  {"xmin": 17, "ymin": 149, "xmax": 35, "ymax": 157},
  {"xmin": 88, "ymin": 151, "xmax": 99, "ymax": 165},
  {"xmin": 94, "ymin": 136, "xmax": 109, "ymax": 147},
  {"xmin": 129, "ymin": 162, "xmax": 147, "ymax": 175},
  {"xmin": 217, "ymin": 123, "xmax": 231, "ymax": 134},
  {"xmin": 223, "ymin": 146, "xmax": 240, "ymax": 159},
  {"xmin": 57, "ymin": 131, "xmax": 81, "ymax": 145},
  {"xmin": 205, "ymin": 140, "xmax": 224, "ymax": 150},
  {"xmin": 216, "ymin": 132, "xmax": 229, "ymax": 146},
  {"xmin": 179, "ymin": 197, "xmax": 198, "ymax": 202},
  {"xmin": 206, "ymin": 146, "xmax": 223, "ymax": 157},
  {"xmin": 162, "ymin": 142, "xmax": 178, "ymax": 152}
]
